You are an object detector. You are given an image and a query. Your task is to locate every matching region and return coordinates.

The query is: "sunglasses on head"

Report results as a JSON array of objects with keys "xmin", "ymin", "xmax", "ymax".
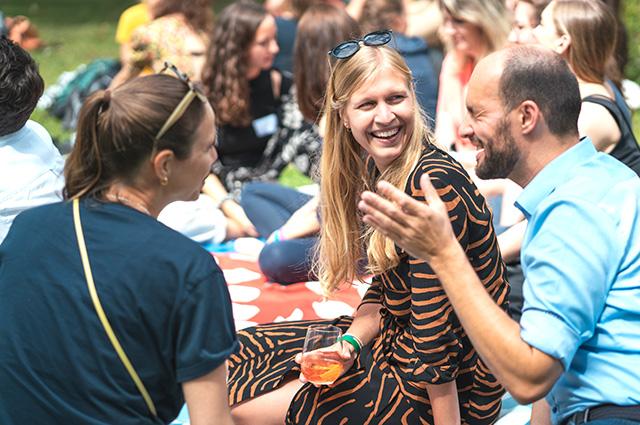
[
  {"xmin": 155, "ymin": 62, "xmax": 208, "ymax": 142},
  {"xmin": 328, "ymin": 30, "xmax": 393, "ymax": 60}
]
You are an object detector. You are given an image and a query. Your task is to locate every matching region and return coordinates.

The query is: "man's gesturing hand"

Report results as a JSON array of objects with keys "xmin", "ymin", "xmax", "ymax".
[{"xmin": 358, "ymin": 174, "xmax": 457, "ymax": 261}]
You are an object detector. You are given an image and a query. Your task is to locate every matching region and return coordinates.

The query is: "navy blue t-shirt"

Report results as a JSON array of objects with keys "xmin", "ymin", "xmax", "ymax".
[{"xmin": 0, "ymin": 199, "xmax": 238, "ymax": 424}]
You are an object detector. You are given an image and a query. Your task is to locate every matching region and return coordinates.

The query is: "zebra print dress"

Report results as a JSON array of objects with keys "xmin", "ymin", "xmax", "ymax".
[{"xmin": 228, "ymin": 145, "xmax": 510, "ymax": 424}]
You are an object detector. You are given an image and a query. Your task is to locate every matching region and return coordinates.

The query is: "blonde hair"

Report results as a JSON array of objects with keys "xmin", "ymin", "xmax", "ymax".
[
  {"xmin": 439, "ymin": 0, "xmax": 510, "ymax": 54},
  {"xmin": 315, "ymin": 46, "xmax": 432, "ymax": 295},
  {"xmin": 550, "ymin": 0, "xmax": 617, "ymax": 84}
]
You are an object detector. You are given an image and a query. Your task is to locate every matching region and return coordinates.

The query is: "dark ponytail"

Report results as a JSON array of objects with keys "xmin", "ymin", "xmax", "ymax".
[
  {"xmin": 64, "ymin": 92, "xmax": 109, "ymax": 199},
  {"xmin": 64, "ymin": 74, "xmax": 207, "ymax": 200}
]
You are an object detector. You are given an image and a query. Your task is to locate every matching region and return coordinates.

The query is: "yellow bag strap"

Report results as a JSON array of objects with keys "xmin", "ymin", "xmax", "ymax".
[{"xmin": 72, "ymin": 198, "xmax": 158, "ymax": 418}]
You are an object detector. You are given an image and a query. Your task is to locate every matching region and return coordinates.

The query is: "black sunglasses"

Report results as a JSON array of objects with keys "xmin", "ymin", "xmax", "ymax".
[{"xmin": 328, "ymin": 30, "xmax": 393, "ymax": 60}]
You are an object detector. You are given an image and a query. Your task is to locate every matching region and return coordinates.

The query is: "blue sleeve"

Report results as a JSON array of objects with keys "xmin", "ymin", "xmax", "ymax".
[
  {"xmin": 519, "ymin": 199, "xmax": 620, "ymax": 370},
  {"xmin": 174, "ymin": 268, "xmax": 239, "ymax": 382}
]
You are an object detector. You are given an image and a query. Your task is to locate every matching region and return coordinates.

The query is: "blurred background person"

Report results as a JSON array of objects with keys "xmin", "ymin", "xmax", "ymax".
[
  {"xmin": 240, "ymin": 4, "xmax": 360, "ymax": 284},
  {"xmin": 359, "ymin": 0, "xmax": 439, "ymax": 123},
  {"xmin": 111, "ymin": 0, "xmax": 213, "ymax": 87},
  {"xmin": 202, "ymin": 0, "xmax": 322, "ymax": 239},
  {"xmin": 0, "ymin": 36, "xmax": 63, "ymax": 245},
  {"xmin": 202, "ymin": 0, "xmax": 281, "ymax": 238},
  {"xmin": 114, "ymin": 0, "xmax": 151, "ymax": 68},
  {"xmin": 507, "ymin": 0, "xmax": 549, "ymax": 45},
  {"xmin": 534, "ymin": 0, "xmax": 640, "ymax": 175},
  {"xmin": 434, "ymin": 0, "xmax": 510, "ymax": 154}
]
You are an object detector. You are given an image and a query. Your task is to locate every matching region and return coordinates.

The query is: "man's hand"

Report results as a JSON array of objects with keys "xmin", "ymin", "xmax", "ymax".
[{"xmin": 359, "ymin": 174, "xmax": 457, "ymax": 261}]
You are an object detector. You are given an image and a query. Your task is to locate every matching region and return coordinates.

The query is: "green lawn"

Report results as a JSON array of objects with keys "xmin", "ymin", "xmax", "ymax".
[
  {"xmin": 4, "ymin": 0, "xmax": 640, "ymax": 156},
  {"xmin": 4, "ymin": 1, "xmax": 133, "ymax": 145}
]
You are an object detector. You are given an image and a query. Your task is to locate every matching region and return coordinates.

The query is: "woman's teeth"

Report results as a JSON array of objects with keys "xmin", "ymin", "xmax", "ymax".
[{"xmin": 372, "ymin": 128, "xmax": 400, "ymax": 139}]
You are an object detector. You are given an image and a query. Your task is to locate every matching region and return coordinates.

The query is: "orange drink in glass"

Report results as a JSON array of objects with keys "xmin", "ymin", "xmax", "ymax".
[{"xmin": 300, "ymin": 324, "xmax": 343, "ymax": 385}]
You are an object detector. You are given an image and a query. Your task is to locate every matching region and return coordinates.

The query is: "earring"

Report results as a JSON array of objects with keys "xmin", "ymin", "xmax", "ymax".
[
  {"xmin": 161, "ymin": 176, "xmax": 169, "ymax": 186},
  {"xmin": 344, "ymin": 121, "xmax": 351, "ymax": 132}
]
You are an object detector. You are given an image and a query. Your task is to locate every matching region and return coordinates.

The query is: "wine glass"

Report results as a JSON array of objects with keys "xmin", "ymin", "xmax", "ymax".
[{"xmin": 300, "ymin": 324, "xmax": 344, "ymax": 385}]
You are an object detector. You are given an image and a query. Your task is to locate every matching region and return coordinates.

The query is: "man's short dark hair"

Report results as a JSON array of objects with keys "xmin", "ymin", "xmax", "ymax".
[
  {"xmin": 0, "ymin": 36, "xmax": 44, "ymax": 136},
  {"xmin": 499, "ymin": 46, "xmax": 581, "ymax": 138}
]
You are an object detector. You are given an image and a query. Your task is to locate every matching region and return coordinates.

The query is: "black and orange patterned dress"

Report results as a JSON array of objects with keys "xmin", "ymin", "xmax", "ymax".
[{"xmin": 227, "ymin": 145, "xmax": 509, "ymax": 424}]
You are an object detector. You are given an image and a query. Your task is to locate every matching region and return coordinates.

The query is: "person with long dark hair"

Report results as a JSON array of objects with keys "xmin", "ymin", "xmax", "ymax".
[
  {"xmin": 201, "ymin": 0, "xmax": 322, "ymax": 238},
  {"xmin": 240, "ymin": 4, "xmax": 360, "ymax": 284}
]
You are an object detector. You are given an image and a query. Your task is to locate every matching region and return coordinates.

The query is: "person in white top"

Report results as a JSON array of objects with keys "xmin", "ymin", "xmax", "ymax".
[{"xmin": 0, "ymin": 36, "xmax": 64, "ymax": 244}]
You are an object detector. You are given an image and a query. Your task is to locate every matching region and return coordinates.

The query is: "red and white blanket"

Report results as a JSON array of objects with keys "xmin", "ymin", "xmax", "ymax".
[{"xmin": 214, "ymin": 252, "xmax": 366, "ymax": 330}]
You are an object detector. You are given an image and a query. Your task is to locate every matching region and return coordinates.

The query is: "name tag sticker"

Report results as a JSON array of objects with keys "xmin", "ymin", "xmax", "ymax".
[{"xmin": 252, "ymin": 113, "xmax": 278, "ymax": 138}]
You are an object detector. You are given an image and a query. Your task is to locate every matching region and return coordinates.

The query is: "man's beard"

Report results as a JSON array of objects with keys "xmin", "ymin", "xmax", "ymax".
[{"xmin": 475, "ymin": 118, "xmax": 520, "ymax": 180}]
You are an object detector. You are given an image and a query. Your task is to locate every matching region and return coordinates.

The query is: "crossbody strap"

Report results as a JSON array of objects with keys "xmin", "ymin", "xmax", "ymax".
[{"xmin": 72, "ymin": 198, "xmax": 158, "ymax": 418}]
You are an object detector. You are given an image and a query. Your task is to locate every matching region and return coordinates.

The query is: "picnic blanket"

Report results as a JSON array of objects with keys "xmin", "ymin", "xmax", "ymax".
[{"xmin": 212, "ymin": 251, "xmax": 367, "ymax": 330}]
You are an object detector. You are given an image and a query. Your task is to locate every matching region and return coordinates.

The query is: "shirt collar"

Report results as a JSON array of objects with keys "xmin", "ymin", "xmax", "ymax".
[
  {"xmin": 515, "ymin": 138, "xmax": 596, "ymax": 219},
  {"xmin": 0, "ymin": 125, "xmax": 27, "ymax": 147}
]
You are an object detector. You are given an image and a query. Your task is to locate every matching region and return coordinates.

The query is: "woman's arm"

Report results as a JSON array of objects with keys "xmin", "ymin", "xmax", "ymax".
[
  {"xmin": 427, "ymin": 382, "xmax": 461, "ymax": 425},
  {"xmin": 497, "ymin": 219, "xmax": 526, "ymax": 264},
  {"xmin": 347, "ymin": 301, "xmax": 383, "ymax": 346},
  {"xmin": 202, "ymin": 174, "xmax": 258, "ymax": 238},
  {"xmin": 272, "ymin": 196, "xmax": 320, "ymax": 241},
  {"xmin": 295, "ymin": 301, "xmax": 382, "ymax": 384},
  {"xmin": 183, "ymin": 362, "xmax": 234, "ymax": 425},
  {"xmin": 578, "ymin": 102, "xmax": 621, "ymax": 153}
]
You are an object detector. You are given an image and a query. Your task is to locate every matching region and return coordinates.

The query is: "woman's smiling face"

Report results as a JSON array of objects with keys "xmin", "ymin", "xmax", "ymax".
[{"xmin": 343, "ymin": 66, "xmax": 415, "ymax": 172}]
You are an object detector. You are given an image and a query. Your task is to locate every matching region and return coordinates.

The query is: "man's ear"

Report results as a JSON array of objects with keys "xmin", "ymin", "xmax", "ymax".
[
  {"xmin": 151, "ymin": 149, "xmax": 176, "ymax": 186},
  {"xmin": 518, "ymin": 100, "xmax": 540, "ymax": 135}
]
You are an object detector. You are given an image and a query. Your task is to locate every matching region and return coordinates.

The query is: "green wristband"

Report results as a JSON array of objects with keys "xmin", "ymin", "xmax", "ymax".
[{"xmin": 340, "ymin": 334, "xmax": 362, "ymax": 354}]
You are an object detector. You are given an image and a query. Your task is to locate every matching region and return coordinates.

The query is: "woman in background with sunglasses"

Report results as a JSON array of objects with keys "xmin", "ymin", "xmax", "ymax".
[
  {"xmin": 0, "ymin": 73, "xmax": 237, "ymax": 424},
  {"xmin": 227, "ymin": 38, "xmax": 508, "ymax": 425}
]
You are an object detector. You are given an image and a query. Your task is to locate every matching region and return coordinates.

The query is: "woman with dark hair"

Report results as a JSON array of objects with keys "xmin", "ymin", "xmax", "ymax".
[
  {"xmin": 201, "ymin": 0, "xmax": 322, "ymax": 238},
  {"xmin": 240, "ymin": 4, "xmax": 360, "ymax": 284},
  {"xmin": 0, "ymin": 72, "xmax": 237, "ymax": 424},
  {"xmin": 110, "ymin": 0, "xmax": 213, "ymax": 87},
  {"xmin": 294, "ymin": 4, "xmax": 360, "ymax": 123}
]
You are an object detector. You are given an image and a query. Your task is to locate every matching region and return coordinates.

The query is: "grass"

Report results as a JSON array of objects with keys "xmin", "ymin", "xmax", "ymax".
[
  {"xmin": 624, "ymin": 0, "xmax": 640, "ymax": 83},
  {"xmin": 4, "ymin": 1, "xmax": 132, "ymax": 145},
  {"xmin": 4, "ymin": 0, "xmax": 640, "ymax": 155}
]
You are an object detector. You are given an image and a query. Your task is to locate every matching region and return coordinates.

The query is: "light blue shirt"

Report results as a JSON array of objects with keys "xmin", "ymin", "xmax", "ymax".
[
  {"xmin": 516, "ymin": 139, "xmax": 640, "ymax": 425},
  {"xmin": 0, "ymin": 120, "xmax": 64, "ymax": 244}
]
